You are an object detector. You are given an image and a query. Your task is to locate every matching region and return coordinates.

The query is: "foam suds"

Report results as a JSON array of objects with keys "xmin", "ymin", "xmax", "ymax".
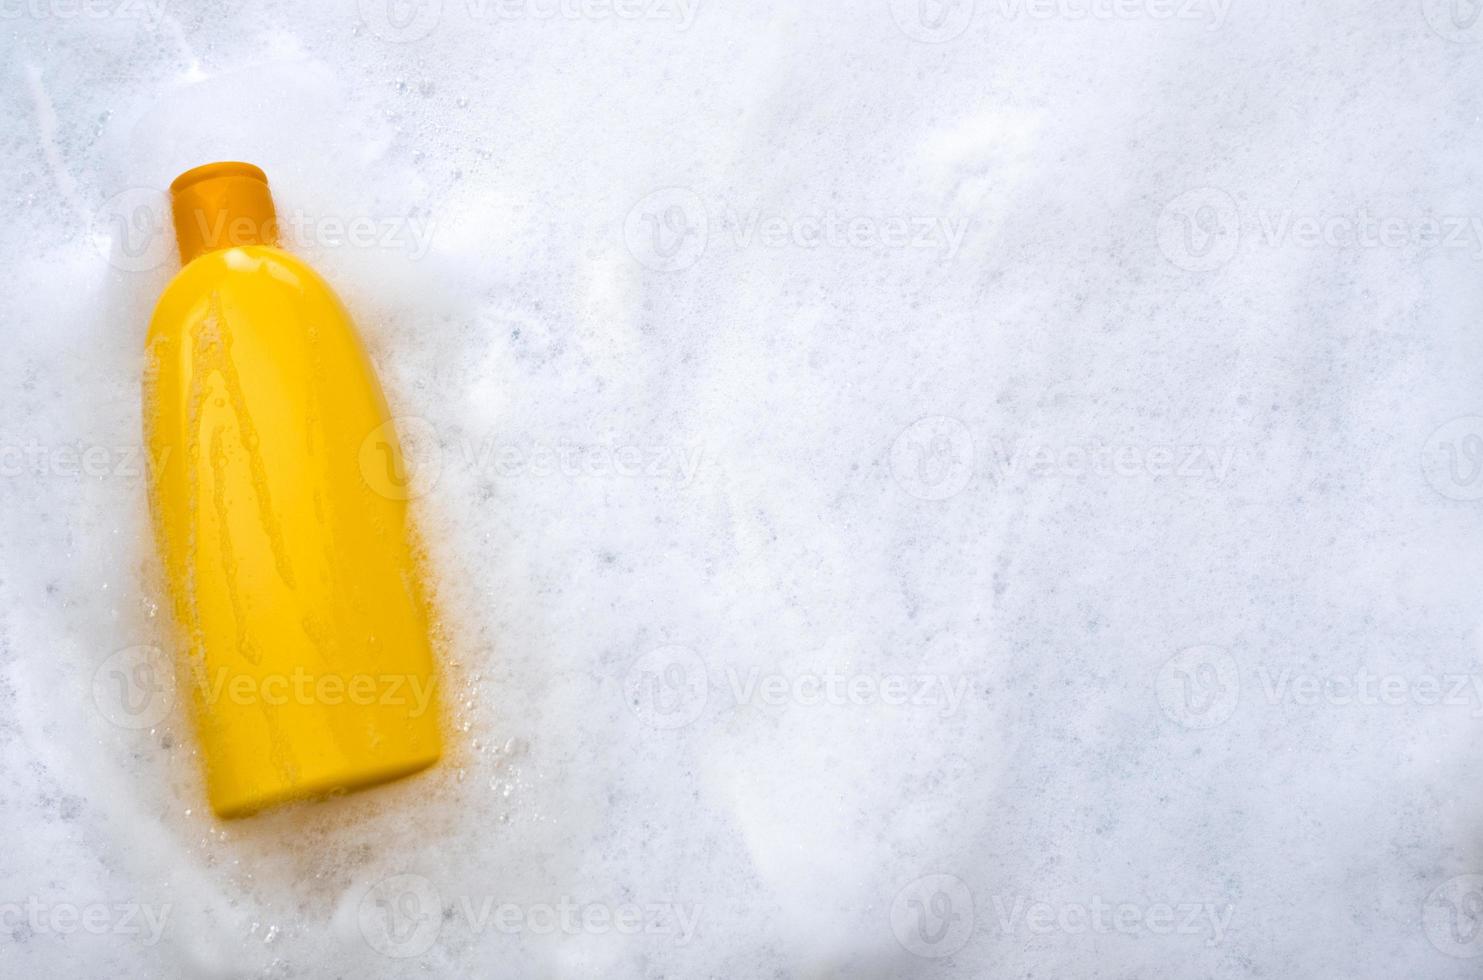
[{"xmin": 3, "ymin": 2, "xmax": 1483, "ymax": 976}]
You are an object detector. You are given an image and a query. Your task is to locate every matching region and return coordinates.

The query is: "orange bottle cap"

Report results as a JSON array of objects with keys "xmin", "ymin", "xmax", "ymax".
[{"xmin": 170, "ymin": 161, "xmax": 278, "ymax": 265}]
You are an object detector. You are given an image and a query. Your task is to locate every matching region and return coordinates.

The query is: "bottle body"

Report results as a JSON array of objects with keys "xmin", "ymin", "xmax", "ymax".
[{"xmin": 144, "ymin": 243, "xmax": 441, "ymax": 817}]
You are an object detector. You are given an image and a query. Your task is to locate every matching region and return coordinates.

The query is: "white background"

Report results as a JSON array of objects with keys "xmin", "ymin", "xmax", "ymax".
[{"xmin": 4, "ymin": 0, "xmax": 1483, "ymax": 975}]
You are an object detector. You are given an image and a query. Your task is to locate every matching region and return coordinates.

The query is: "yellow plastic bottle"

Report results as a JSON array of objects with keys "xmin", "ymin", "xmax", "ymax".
[{"xmin": 143, "ymin": 162, "xmax": 442, "ymax": 818}]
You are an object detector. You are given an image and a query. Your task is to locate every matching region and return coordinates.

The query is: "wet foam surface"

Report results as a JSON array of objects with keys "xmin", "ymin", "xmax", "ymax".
[{"xmin": 3, "ymin": 1, "xmax": 1483, "ymax": 975}]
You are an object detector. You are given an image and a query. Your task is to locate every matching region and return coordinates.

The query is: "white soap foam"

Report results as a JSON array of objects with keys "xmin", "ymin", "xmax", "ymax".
[{"xmin": 3, "ymin": 0, "xmax": 1483, "ymax": 976}]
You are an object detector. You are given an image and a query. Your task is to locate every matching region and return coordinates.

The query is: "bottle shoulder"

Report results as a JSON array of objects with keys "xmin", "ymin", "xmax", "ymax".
[
  {"xmin": 149, "ymin": 245, "xmax": 350, "ymax": 339},
  {"xmin": 161, "ymin": 244, "xmax": 334, "ymax": 297}
]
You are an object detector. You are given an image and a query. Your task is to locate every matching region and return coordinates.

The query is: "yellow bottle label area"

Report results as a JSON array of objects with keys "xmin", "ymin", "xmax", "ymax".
[{"xmin": 145, "ymin": 244, "xmax": 441, "ymax": 818}]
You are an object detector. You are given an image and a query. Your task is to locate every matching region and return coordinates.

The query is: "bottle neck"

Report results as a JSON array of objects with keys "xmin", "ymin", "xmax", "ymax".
[{"xmin": 169, "ymin": 162, "xmax": 278, "ymax": 265}]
